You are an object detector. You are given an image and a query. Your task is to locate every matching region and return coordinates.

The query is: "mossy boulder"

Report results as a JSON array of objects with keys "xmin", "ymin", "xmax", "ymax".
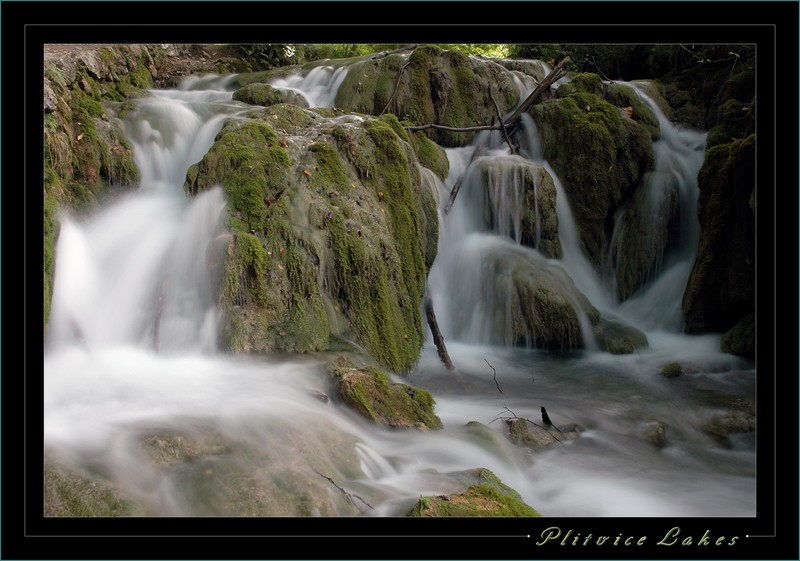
[
  {"xmin": 233, "ymin": 82, "xmax": 309, "ymax": 108},
  {"xmin": 334, "ymin": 46, "xmax": 528, "ymax": 147},
  {"xmin": 661, "ymin": 362, "xmax": 683, "ymax": 378},
  {"xmin": 470, "ymin": 156, "xmax": 561, "ymax": 258},
  {"xmin": 720, "ymin": 313, "xmax": 755, "ymax": 358},
  {"xmin": 703, "ymin": 397, "xmax": 755, "ymax": 445},
  {"xmin": 186, "ymin": 109, "xmax": 438, "ymax": 372},
  {"xmin": 531, "ymin": 74, "xmax": 655, "ymax": 266},
  {"xmin": 408, "ymin": 468, "xmax": 540, "ymax": 517},
  {"xmin": 592, "ymin": 318, "xmax": 648, "ymax": 354},
  {"xmin": 326, "ymin": 356, "xmax": 442, "ymax": 430},
  {"xmin": 440, "ymin": 238, "xmax": 600, "ymax": 349},
  {"xmin": 682, "ymin": 135, "xmax": 755, "ymax": 334}
]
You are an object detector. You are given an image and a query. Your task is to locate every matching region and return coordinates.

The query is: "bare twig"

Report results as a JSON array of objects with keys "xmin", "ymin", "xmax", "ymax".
[
  {"xmin": 490, "ymin": 406, "xmax": 563, "ymax": 444},
  {"xmin": 313, "ymin": 469, "xmax": 375, "ymax": 511},
  {"xmin": 484, "ymin": 358, "xmax": 502, "ymax": 394}
]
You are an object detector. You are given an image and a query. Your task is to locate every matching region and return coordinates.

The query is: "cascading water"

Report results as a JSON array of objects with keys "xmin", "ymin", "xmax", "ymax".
[
  {"xmin": 44, "ymin": 58, "xmax": 754, "ymax": 519},
  {"xmin": 269, "ymin": 62, "xmax": 351, "ymax": 108}
]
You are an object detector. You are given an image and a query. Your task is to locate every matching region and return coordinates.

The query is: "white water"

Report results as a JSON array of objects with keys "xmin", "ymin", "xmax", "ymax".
[
  {"xmin": 44, "ymin": 62, "xmax": 754, "ymax": 518},
  {"xmin": 269, "ymin": 62, "xmax": 350, "ymax": 108}
]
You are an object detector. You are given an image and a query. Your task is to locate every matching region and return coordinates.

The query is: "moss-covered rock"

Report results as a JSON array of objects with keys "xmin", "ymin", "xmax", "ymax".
[
  {"xmin": 604, "ymin": 82, "xmax": 661, "ymax": 141},
  {"xmin": 442, "ymin": 239, "xmax": 600, "ymax": 349},
  {"xmin": 326, "ymin": 356, "xmax": 442, "ymax": 430},
  {"xmin": 720, "ymin": 313, "xmax": 755, "ymax": 358},
  {"xmin": 187, "ymin": 108, "xmax": 437, "ymax": 372},
  {"xmin": 473, "ymin": 156, "xmax": 561, "ymax": 258},
  {"xmin": 682, "ymin": 135, "xmax": 755, "ymax": 334},
  {"xmin": 334, "ymin": 46, "xmax": 523, "ymax": 147},
  {"xmin": 592, "ymin": 318, "xmax": 648, "ymax": 354},
  {"xmin": 233, "ymin": 82, "xmax": 309, "ymax": 108},
  {"xmin": 661, "ymin": 362, "xmax": 683, "ymax": 378},
  {"xmin": 408, "ymin": 468, "xmax": 539, "ymax": 517},
  {"xmin": 531, "ymin": 74, "xmax": 655, "ymax": 266}
]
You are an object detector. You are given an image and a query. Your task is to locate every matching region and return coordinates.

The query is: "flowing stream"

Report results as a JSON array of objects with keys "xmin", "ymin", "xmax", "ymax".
[{"xmin": 44, "ymin": 64, "xmax": 755, "ymax": 517}]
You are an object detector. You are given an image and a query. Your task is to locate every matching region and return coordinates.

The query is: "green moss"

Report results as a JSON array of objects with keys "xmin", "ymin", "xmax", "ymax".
[
  {"xmin": 605, "ymin": 83, "xmax": 661, "ymax": 141},
  {"xmin": 408, "ymin": 129, "xmax": 449, "ymax": 181},
  {"xmin": 531, "ymin": 88, "xmax": 654, "ymax": 265},
  {"xmin": 233, "ymin": 83, "xmax": 286, "ymax": 106},
  {"xmin": 661, "ymin": 362, "xmax": 683, "ymax": 378},
  {"xmin": 187, "ymin": 120, "xmax": 290, "ymax": 232},
  {"xmin": 327, "ymin": 356, "xmax": 442, "ymax": 430},
  {"xmin": 309, "ymin": 141, "xmax": 350, "ymax": 193},
  {"xmin": 593, "ymin": 318, "xmax": 649, "ymax": 354},
  {"xmin": 408, "ymin": 467, "xmax": 540, "ymax": 517}
]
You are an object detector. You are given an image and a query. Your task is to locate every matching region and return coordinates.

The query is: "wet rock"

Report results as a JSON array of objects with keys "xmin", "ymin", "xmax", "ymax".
[
  {"xmin": 683, "ymin": 136, "xmax": 755, "ymax": 334},
  {"xmin": 720, "ymin": 313, "xmax": 755, "ymax": 358},
  {"xmin": 233, "ymin": 83, "xmax": 309, "ymax": 108},
  {"xmin": 642, "ymin": 421, "xmax": 668, "ymax": 448},
  {"xmin": 593, "ymin": 318, "xmax": 648, "ymax": 354},
  {"xmin": 326, "ymin": 356, "xmax": 443, "ymax": 430},
  {"xmin": 506, "ymin": 418, "xmax": 581, "ymax": 450},
  {"xmin": 408, "ymin": 467, "xmax": 540, "ymax": 517},
  {"xmin": 661, "ymin": 362, "xmax": 683, "ymax": 377}
]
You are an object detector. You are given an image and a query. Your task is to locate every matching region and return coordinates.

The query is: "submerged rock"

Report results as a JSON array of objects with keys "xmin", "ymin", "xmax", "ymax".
[
  {"xmin": 661, "ymin": 362, "xmax": 683, "ymax": 378},
  {"xmin": 326, "ymin": 356, "xmax": 443, "ymax": 431},
  {"xmin": 593, "ymin": 318, "xmax": 648, "ymax": 354},
  {"xmin": 408, "ymin": 467, "xmax": 540, "ymax": 517},
  {"xmin": 507, "ymin": 417, "xmax": 581, "ymax": 449},
  {"xmin": 186, "ymin": 108, "xmax": 440, "ymax": 372},
  {"xmin": 642, "ymin": 420, "xmax": 668, "ymax": 448}
]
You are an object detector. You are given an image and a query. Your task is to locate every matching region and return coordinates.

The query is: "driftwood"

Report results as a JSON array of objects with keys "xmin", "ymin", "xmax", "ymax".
[{"xmin": 424, "ymin": 294, "xmax": 454, "ymax": 371}]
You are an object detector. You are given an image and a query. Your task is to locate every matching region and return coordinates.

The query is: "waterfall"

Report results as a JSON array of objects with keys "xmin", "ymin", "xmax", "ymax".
[
  {"xmin": 609, "ymin": 82, "xmax": 708, "ymax": 330},
  {"xmin": 47, "ymin": 75, "xmax": 248, "ymax": 353},
  {"xmin": 44, "ymin": 56, "xmax": 753, "ymax": 520},
  {"xmin": 269, "ymin": 62, "xmax": 351, "ymax": 108}
]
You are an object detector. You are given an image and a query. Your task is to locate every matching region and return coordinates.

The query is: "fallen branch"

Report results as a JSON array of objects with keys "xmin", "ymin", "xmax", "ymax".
[
  {"xmin": 484, "ymin": 359, "xmax": 502, "ymax": 394},
  {"xmin": 313, "ymin": 469, "xmax": 375, "ymax": 512},
  {"xmin": 489, "ymin": 87, "xmax": 516, "ymax": 155},
  {"xmin": 424, "ymin": 294, "xmax": 454, "ymax": 371},
  {"xmin": 405, "ymin": 123, "xmax": 501, "ymax": 133},
  {"xmin": 504, "ymin": 56, "xmax": 570, "ymax": 131},
  {"xmin": 443, "ymin": 143, "xmax": 485, "ymax": 215}
]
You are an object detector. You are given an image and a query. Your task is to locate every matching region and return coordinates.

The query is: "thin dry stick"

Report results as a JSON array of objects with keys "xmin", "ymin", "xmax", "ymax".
[
  {"xmin": 489, "ymin": 87, "xmax": 516, "ymax": 154},
  {"xmin": 484, "ymin": 358, "xmax": 502, "ymax": 394},
  {"xmin": 313, "ymin": 469, "xmax": 375, "ymax": 511}
]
